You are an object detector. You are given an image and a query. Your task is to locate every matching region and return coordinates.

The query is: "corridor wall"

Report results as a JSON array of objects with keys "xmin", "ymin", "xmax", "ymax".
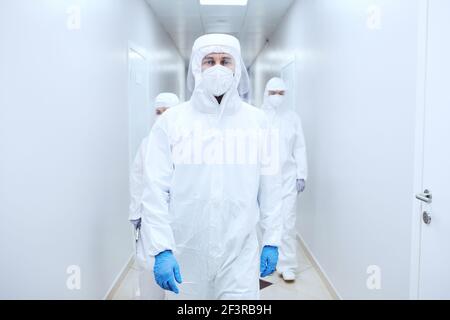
[
  {"xmin": 250, "ymin": 0, "xmax": 420, "ymax": 299},
  {"xmin": 0, "ymin": 0, "xmax": 185, "ymax": 299}
]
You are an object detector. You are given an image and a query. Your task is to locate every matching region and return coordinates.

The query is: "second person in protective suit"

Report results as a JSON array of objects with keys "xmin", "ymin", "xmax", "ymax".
[
  {"xmin": 261, "ymin": 77, "xmax": 308, "ymax": 282},
  {"xmin": 140, "ymin": 34, "xmax": 283, "ymax": 300},
  {"xmin": 129, "ymin": 92, "xmax": 180, "ymax": 300}
]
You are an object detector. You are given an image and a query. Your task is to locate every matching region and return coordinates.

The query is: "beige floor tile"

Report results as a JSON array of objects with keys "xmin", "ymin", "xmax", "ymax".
[
  {"xmin": 112, "ymin": 268, "xmax": 141, "ymax": 300},
  {"xmin": 262, "ymin": 268, "xmax": 333, "ymax": 300},
  {"xmin": 296, "ymin": 243, "xmax": 313, "ymax": 272},
  {"xmin": 273, "ymin": 268, "xmax": 333, "ymax": 300},
  {"xmin": 129, "ymin": 259, "xmax": 140, "ymax": 271},
  {"xmin": 260, "ymin": 284, "xmax": 317, "ymax": 300}
]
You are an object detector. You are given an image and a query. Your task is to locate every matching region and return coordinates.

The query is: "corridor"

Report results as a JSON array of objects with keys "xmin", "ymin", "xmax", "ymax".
[{"xmin": 1, "ymin": 0, "xmax": 450, "ymax": 300}]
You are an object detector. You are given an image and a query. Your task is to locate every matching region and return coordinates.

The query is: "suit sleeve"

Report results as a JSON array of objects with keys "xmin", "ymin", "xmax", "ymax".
[
  {"xmin": 140, "ymin": 119, "xmax": 176, "ymax": 256},
  {"xmin": 258, "ymin": 115, "xmax": 282, "ymax": 247}
]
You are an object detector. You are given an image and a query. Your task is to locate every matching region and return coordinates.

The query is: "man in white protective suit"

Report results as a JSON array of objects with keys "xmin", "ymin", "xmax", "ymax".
[
  {"xmin": 139, "ymin": 34, "xmax": 282, "ymax": 300},
  {"xmin": 261, "ymin": 77, "xmax": 308, "ymax": 282},
  {"xmin": 129, "ymin": 92, "xmax": 180, "ymax": 300}
]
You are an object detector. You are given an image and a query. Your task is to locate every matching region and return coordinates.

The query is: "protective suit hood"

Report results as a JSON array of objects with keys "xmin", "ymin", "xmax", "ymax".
[
  {"xmin": 262, "ymin": 77, "xmax": 288, "ymax": 110},
  {"xmin": 187, "ymin": 34, "xmax": 250, "ymax": 117}
]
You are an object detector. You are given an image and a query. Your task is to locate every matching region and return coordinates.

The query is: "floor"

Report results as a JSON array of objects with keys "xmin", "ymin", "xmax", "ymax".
[{"xmin": 111, "ymin": 240, "xmax": 335, "ymax": 300}]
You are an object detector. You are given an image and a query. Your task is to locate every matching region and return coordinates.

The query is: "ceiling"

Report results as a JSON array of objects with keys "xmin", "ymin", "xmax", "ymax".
[{"xmin": 146, "ymin": 0, "xmax": 295, "ymax": 67}]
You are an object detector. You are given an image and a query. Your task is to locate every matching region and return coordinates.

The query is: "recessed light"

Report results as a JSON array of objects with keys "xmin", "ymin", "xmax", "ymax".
[{"xmin": 200, "ymin": 0, "xmax": 248, "ymax": 6}]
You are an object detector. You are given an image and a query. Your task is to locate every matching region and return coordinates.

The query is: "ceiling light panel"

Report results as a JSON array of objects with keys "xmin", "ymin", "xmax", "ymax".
[{"xmin": 200, "ymin": 0, "xmax": 248, "ymax": 6}]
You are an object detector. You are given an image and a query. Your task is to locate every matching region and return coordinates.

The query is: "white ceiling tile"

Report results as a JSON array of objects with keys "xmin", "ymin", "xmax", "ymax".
[
  {"xmin": 199, "ymin": 5, "xmax": 247, "ymax": 17},
  {"xmin": 146, "ymin": 0, "xmax": 200, "ymax": 17},
  {"xmin": 169, "ymin": 18, "xmax": 204, "ymax": 33},
  {"xmin": 241, "ymin": 17, "xmax": 279, "ymax": 32},
  {"xmin": 245, "ymin": 0, "xmax": 293, "ymax": 17},
  {"xmin": 146, "ymin": 0, "xmax": 295, "ymax": 65},
  {"xmin": 203, "ymin": 16, "xmax": 244, "ymax": 33}
]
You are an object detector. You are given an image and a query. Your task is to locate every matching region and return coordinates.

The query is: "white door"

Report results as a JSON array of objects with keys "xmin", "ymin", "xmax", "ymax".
[
  {"xmin": 128, "ymin": 46, "xmax": 150, "ymax": 163},
  {"xmin": 417, "ymin": 0, "xmax": 450, "ymax": 300}
]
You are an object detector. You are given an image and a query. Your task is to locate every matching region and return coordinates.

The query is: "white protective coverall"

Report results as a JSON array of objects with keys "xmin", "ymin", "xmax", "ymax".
[
  {"xmin": 129, "ymin": 93, "xmax": 180, "ymax": 222},
  {"xmin": 140, "ymin": 34, "xmax": 282, "ymax": 300},
  {"xmin": 261, "ymin": 77, "xmax": 308, "ymax": 275},
  {"xmin": 129, "ymin": 92, "xmax": 179, "ymax": 300}
]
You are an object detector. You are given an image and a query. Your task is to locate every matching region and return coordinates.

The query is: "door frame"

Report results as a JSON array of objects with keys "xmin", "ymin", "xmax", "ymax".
[
  {"xmin": 409, "ymin": 0, "xmax": 430, "ymax": 300},
  {"xmin": 127, "ymin": 41, "xmax": 150, "ymax": 168}
]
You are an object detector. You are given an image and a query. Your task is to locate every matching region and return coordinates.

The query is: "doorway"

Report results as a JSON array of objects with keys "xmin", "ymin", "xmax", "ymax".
[
  {"xmin": 411, "ymin": 0, "xmax": 450, "ymax": 300},
  {"xmin": 128, "ymin": 44, "xmax": 150, "ymax": 164}
]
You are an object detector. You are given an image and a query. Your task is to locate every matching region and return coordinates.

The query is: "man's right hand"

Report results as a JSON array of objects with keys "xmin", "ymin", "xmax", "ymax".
[{"xmin": 153, "ymin": 250, "xmax": 183, "ymax": 294}]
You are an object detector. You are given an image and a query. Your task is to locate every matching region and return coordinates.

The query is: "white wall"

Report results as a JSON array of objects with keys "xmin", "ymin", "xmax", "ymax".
[
  {"xmin": 0, "ymin": 0, "xmax": 185, "ymax": 299},
  {"xmin": 251, "ymin": 0, "xmax": 420, "ymax": 299}
]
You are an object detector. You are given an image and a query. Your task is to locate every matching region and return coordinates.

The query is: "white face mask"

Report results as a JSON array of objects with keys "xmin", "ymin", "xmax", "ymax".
[
  {"xmin": 202, "ymin": 65, "xmax": 235, "ymax": 97},
  {"xmin": 268, "ymin": 94, "xmax": 285, "ymax": 108}
]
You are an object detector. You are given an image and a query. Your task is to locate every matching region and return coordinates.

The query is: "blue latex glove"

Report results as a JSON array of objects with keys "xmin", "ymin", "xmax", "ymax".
[
  {"xmin": 296, "ymin": 179, "xmax": 306, "ymax": 193},
  {"xmin": 260, "ymin": 246, "xmax": 279, "ymax": 277},
  {"xmin": 154, "ymin": 250, "xmax": 183, "ymax": 294}
]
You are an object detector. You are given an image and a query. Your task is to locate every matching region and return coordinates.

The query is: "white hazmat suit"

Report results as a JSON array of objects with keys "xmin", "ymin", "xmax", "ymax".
[
  {"xmin": 129, "ymin": 92, "xmax": 180, "ymax": 300},
  {"xmin": 129, "ymin": 92, "xmax": 180, "ymax": 223},
  {"xmin": 140, "ymin": 34, "xmax": 282, "ymax": 300},
  {"xmin": 261, "ymin": 77, "xmax": 308, "ymax": 277}
]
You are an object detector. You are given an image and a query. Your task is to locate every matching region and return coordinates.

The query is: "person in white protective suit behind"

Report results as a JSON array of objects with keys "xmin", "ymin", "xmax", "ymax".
[
  {"xmin": 129, "ymin": 92, "xmax": 179, "ymax": 300},
  {"xmin": 139, "ymin": 34, "xmax": 283, "ymax": 300},
  {"xmin": 261, "ymin": 77, "xmax": 308, "ymax": 282}
]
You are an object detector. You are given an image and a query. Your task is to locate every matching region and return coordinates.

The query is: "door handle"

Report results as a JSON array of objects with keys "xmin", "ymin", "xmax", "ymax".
[{"xmin": 416, "ymin": 190, "xmax": 432, "ymax": 204}]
